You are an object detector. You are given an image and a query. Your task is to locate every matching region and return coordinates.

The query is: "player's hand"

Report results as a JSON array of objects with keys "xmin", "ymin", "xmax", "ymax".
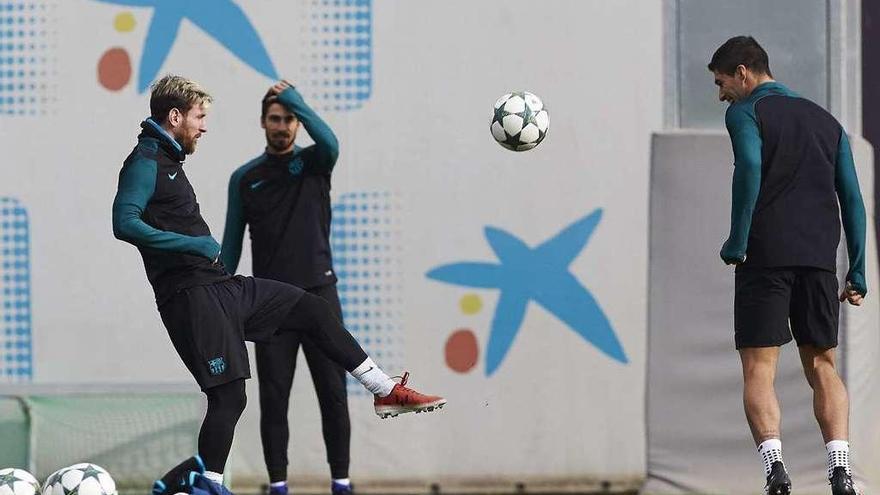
[
  {"xmin": 269, "ymin": 79, "xmax": 294, "ymax": 96},
  {"xmin": 719, "ymin": 239, "xmax": 745, "ymax": 266},
  {"xmin": 839, "ymin": 282, "xmax": 864, "ymax": 306},
  {"xmin": 195, "ymin": 235, "xmax": 221, "ymax": 262}
]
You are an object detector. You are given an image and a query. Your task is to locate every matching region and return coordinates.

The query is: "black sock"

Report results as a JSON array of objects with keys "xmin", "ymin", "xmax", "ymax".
[
  {"xmin": 330, "ymin": 461, "xmax": 349, "ymax": 480},
  {"xmin": 268, "ymin": 466, "xmax": 288, "ymax": 484}
]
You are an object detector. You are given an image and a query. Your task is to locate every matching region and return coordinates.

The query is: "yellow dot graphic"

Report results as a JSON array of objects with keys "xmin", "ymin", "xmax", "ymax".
[
  {"xmin": 114, "ymin": 12, "xmax": 136, "ymax": 33},
  {"xmin": 459, "ymin": 294, "xmax": 483, "ymax": 315}
]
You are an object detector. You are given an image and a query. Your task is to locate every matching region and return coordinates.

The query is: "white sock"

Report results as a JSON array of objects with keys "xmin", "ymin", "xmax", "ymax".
[
  {"xmin": 270, "ymin": 481, "xmax": 287, "ymax": 488},
  {"xmin": 351, "ymin": 357, "xmax": 395, "ymax": 397},
  {"xmin": 758, "ymin": 439, "xmax": 784, "ymax": 477},
  {"xmin": 203, "ymin": 471, "xmax": 224, "ymax": 484},
  {"xmin": 826, "ymin": 440, "xmax": 851, "ymax": 478},
  {"xmin": 332, "ymin": 478, "xmax": 351, "ymax": 486}
]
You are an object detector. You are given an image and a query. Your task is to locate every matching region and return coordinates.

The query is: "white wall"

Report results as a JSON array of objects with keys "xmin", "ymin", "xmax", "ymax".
[{"xmin": 0, "ymin": 0, "xmax": 662, "ymax": 485}]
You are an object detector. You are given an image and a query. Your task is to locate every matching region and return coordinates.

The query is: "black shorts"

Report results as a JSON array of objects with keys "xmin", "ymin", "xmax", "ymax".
[
  {"xmin": 158, "ymin": 275, "xmax": 305, "ymax": 390},
  {"xmin": 734, "ymin": 266, "xmax": 839, "ymax": 349}
]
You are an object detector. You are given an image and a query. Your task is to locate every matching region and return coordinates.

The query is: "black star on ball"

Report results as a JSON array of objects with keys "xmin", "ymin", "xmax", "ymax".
[
  {"xmin": 78, "ymin": 465, "xmax": 105, "ymax": 483},
  {"xmin": 493, "ymin": 104, "xmax": 507, "ymax": 125},
  {"xmin": 0, "ymin": 472, "xmax": 19, "ymax": 491},
  {"xmin": 503, "ymin": 130, "xmax": 522, "ymax": 148}
]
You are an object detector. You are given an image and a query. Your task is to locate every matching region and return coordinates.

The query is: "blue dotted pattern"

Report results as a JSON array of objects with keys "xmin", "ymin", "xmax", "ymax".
[
  {"xmin": 308, "ymin": 0, "xmax": 372, "ymax": 111},
  {"xmin": 331, "ymin": 192, "xmax": 402, "ymax": 393},
  {"xmin": 0, "ymin": 198, "xmax": 32, "ymax": 380},
  {"xmin": 0, "ymin": 1, "xmax": 52, "ymax": 116}
]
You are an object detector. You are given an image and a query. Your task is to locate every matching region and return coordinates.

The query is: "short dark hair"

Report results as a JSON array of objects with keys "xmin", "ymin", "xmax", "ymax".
[
  {"xmin": 707, "ymin": 36, "xmax": 772, "ymax": 77},
  {"xmin": 260, "ymin": 90, "xmax": 277, "ymax": 119},
  {"xmin": 260, "ymin": 91, "xmax": 298, "ymax": 121}
]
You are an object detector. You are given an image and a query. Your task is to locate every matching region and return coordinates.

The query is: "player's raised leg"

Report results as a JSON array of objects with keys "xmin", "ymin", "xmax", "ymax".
[{"xmin": 277, "ymin": 290, "xmax": 446, "ymax": 418}]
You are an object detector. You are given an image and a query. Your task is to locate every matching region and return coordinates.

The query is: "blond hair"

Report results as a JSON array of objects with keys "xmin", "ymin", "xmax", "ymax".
[{"xmin": 149, "ymin": 75, "xmax": 213, "ymax": 123}]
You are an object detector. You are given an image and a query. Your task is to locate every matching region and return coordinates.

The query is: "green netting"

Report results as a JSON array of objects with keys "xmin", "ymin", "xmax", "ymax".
[
  {"xmin": 22, "ymin": 393, "xmax": 203, "ymax": 489},
  {"xmin": 0, "ymin": 397, "xmax": 28, "ymax": 468}
]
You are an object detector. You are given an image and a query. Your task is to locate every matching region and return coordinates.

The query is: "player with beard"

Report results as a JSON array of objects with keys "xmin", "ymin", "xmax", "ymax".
[
  {"xmin": 112, "ymin": 75, "xmax": 446, "ymax": 495},
  {"xmin": 221, "ymin": 80, "xmax": 354, "ymax": 495}
]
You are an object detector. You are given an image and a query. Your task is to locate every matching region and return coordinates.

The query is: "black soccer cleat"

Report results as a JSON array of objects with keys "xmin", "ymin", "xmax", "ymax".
[
  {"xmin": 830, "ymin": 467, "xmax": 859, "ymax": 495},
  {"xmin": 763, "ymin": 461, "xmax": 791, "ymax": 495}
]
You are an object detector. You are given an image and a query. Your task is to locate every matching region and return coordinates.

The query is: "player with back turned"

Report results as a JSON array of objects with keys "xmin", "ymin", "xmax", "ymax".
[{"xmin": 709, "ymin": 36, "xmax": 865, "ymax": 495}]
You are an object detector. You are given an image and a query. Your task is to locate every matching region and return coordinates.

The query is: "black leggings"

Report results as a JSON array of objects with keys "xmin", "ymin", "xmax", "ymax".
[
  {"xmin": 257, "ymin": 285, "xmax": 351, "ymax": 481},
  {"xmin": 279, "ymin": 291, "xmax": 367, "ymax": 372},
  {"xmin": 199, "ymin": 378, "xmax": 247, "ymax": 473}
]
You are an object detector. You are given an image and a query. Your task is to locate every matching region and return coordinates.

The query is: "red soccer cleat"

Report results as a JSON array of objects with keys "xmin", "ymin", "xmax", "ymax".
[{"xmin": 374, "ymin": 372, "xmax": 446, "ymax": 419}]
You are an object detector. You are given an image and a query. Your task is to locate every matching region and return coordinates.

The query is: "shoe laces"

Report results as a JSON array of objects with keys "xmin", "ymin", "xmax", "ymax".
[
  {"xmin": 391, "ymin": 371, "xmax": 410, "ymax": 388},
  {"xmin": 390, "ymin": 371, "xmax": 431, "ymax": 400}
]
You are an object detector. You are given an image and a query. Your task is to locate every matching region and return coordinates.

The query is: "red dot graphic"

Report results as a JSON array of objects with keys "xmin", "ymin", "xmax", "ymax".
[
  {"xmin": 445, "ymin": 329, "xmax": 479, "ymax": 373},
  {"xmin": 98, "ymin": 47, "xmax": 131, "ymax": 91}
]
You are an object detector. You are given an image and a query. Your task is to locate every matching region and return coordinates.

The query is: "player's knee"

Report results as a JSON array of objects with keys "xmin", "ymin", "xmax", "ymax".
[
  {"xmin": 259, "ymin": 388, "xmax": 290, "ymax": 410},
  {"xmin": 802, "ymin": 367, "xmax": 817, "ymax": 388},
  {"xmin": 260, "ymin": 407, "xmax": 288, "ymax": 425},
  {"xmin": 808, "ymin": 359, "xmax": 838, "ymax": 383},
  {"xmin": 803, "ymin": 349, "xmax": 836, "ymax": 370},
  {"xmin": 291, "ymin": 292, "xmax": 330, "ymax": 323},
  {"xmin": 742, "ymin": 361, "xmax": 775, "ymax": 384},
  {"xmin": 307, "ymin": 292, "xmax": 333, "ymax": 316},
  {"xmin": 258, "ymin": 392, "xmax": 290, "ymax": 419},
  {"xmin": 209, "ymin": 379, "xmax": 248, "ymax": 418}
]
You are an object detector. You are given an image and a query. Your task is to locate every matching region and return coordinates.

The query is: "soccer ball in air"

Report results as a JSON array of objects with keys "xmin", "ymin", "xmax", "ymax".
[
  {"xmin": 44, "ymin": 464, "xmax": 117, "ymax": 495},
  {"xmin": 490, "ymin": 91, "xmax": 549, "ymax": 151},
  {"xmin": 0, "ymin": 468, "xmax": 40, "ymax": 495}
]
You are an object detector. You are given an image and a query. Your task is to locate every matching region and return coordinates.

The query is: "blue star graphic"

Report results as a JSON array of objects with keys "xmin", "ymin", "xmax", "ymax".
[
  {"xmin": 94, "ymin": 0, "xmax": 278, "ymax": 92},
  {"xmin": 426, "ymin": 209, "xmax": 627, "ymax": 375}
]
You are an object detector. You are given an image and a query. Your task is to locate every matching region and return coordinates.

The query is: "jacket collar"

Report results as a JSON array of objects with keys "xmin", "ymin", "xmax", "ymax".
[{"xmin": 139, "ymin": 117, "xmax": 186, "ymax": 163}]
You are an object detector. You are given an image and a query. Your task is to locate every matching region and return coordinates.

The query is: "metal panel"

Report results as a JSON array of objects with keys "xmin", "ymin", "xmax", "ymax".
[{"xmin": 675, "ymin": 0, "xmax": 828, "ymax": 129}]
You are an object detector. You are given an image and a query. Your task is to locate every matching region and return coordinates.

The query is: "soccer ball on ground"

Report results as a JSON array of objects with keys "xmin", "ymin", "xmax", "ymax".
[
  {"xmin": 0, "ymin": 468, "xmax": 40, "ymax": 495},
  {"xmin": 490, "ymin": 91, "xmax": 550, "ymax": 151},
  {"xmin": 44, "ymin": 464, "xmax": 117, "ymax": 495},
  {"xmin": 42, "ymin": 467, "xmax": 67, "ymax": 493}
]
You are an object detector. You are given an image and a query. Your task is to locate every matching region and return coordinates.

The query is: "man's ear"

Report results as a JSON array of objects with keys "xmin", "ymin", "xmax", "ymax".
[
  {"xmin": 735, "ymin": 64, "xmax": 748, "ymax": 82},
  {"xmin": 168, "ymin": 107, "xmax": 182, "ymax": 127}
]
